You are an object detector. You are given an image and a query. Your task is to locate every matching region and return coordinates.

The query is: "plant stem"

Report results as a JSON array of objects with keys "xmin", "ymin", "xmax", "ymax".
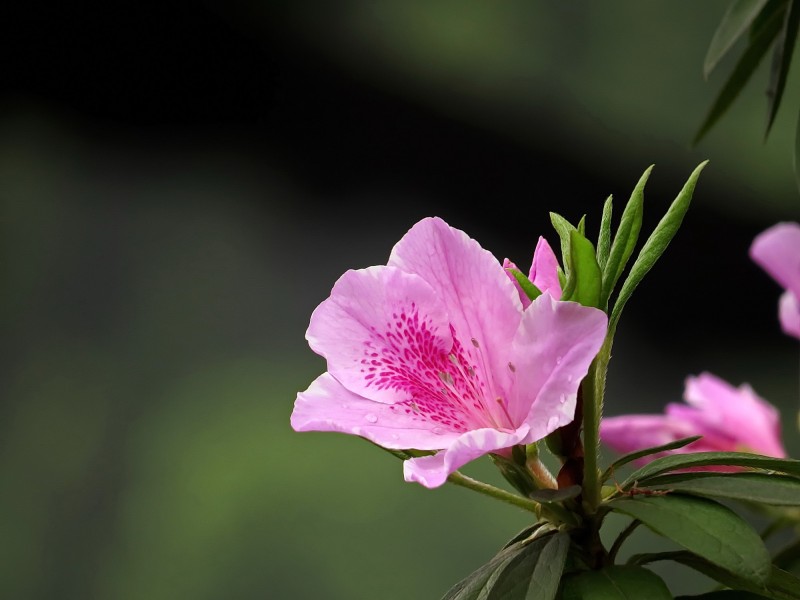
[
  {"xmin": 582, "ymin": 336, "xmax": 613, "ymax": 514},
  {"xmin": 608, "ymin": 519, "xmax": 640, "ymax": 563},
  {"xmin": 447, "ymin": 471, "xmax": 541, "ymax": 514}
]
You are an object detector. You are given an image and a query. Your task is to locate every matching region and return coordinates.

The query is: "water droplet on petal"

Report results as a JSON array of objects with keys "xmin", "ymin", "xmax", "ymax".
[
  {"xmin": 432, "ymin": 427, "xmax": 444, "ymax": 435},
  {"xmin": 365, "ymin": 413, "xmax": 378, "ymax": 423},
  {"xmin": 559, "ymin": 394, "xmax": 568, "ymax": 404},
  {"xmin": 391, "ymin": 433, "xmax": 399, "ymax": 441},
  {"xmin": 566, "ymin": 375, "xmax": 573, "ymax": 383},
  {"xmin": 555, "ymin": 356, "xmax": 563, "ymax": 365},
  {"xmin": 548, "ymin": 416, "xmax": 560, "ymax": 430}
]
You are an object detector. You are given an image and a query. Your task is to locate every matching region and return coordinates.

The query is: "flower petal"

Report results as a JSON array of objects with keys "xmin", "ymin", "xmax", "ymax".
[
  {"xmin": 306, "ymin": 266, "xmax": 453, "ymax": 405},
  {"xmin": 750, "ymin": 221, "xmax": 800, "ymax": 298},
  {"xmin": 506, "ymin": 294, "xmax": 608, "ymax": 440},
  {"xmin": 682, "ymin": 372, "xmax": 785, "ymax": 457},
  {"xmin": 529, "ymin": 236, "xmax": 562, "ymax": 300},
  {"xmin": 402, "ymin": 425, "xmax": 530, "ymax": 488},
  {"xmin": 779, "ymin": 290, "xmax": 800, "ymax": 339},
  {"xmin": 600, "ymin": 414, "xmax": 702, "ymax": 462},
  {"xmin": 291, "ymin": 373, "xmax": 462, "ymax": 450},
  {"xmin": 388, "ymin": 217, "xmax": 523, "ymax": 402}
]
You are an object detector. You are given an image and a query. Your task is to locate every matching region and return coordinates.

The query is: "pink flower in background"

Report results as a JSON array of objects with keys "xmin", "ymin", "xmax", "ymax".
[
  {"xmin": 291, "ymin": 217, "xmax": 607, "ymax": 488},
  {"xmin": 600, "ymin": 372, "xmax": 786, "ymax": 468},
  {"xmin": 750, "ymin": 222, "xmax": 800, "ymax": 339}
]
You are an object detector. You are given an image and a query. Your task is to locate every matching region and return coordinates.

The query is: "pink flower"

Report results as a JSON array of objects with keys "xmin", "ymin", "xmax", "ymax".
[
  {"xmin": 600, "ymin": 372, "xmax": 786, "ymax": 468},
  {"xmin": 503, "ymin": 236, "xmax": 563, "ymax": 306},
  {"xmin": 291, "ymin": 217, "xmax": 608, "ymax": 488},
  {"xmin": 749, "ymin": 222, "xmax": 800, "ymax": 339}
]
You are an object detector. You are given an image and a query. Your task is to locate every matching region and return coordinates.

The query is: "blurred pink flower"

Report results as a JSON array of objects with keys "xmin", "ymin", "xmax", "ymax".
[
  {"xmin": 750, "ymin": 221, "xmax": 800, "ymax": 339},
  {"xmin": 600, "ymin": 372, "xmax": 786, "ymax": 468},
  {"xmin": 291, "ymin": 217, "xmax": 607, "ymax": 488}
]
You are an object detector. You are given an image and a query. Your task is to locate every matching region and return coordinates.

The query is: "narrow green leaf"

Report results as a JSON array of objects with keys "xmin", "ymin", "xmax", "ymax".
[
  {"xmin": 622, "ymin": 451, "xmax": 800, "ymax": 487},
  {"xmin": 675, "ymin": 591, "xmax": 772, "ymax": 599},
  {"xmin": 630, "ymin": 551, "xmax": 800, "ymax": 600},
  {"xmin": 528, "ymin": 485, "xmax": 581, "ymax": 504},
  {"xmin": 794, "ymin": 108, "xmax": 800, "ymax": 194},
  {"xmin": 704, "ymin": 0, "xmax": 771, "ymax": 79},
  {"xmin": 562, "ymin": 230, "xmax": 602, "ymax": 308},
  {"xmin": 487, "ymin": 532, "xmax": 569, "ymax": 600},
  {"xmin": 550, "ymin": 212, "xmax": 577, "ymax": 275},
  {"xmin": 600, "ymin": 166, "xmax": 651, "ymax": 309},
  {"xmin": 502, "ymin": 523, "xmax": 547, "ymax": 549},
  {"xmin": 765, "ymin": 0, "xmax": 800, "ymax": 137},
  {"xmin": 560, "ymin": 565, "xmax": 671, "ymax": 600},
  {"xmin": 694, "ymin": 3, "xmax": 786, "ymax": 145},
  {"xmin": 645, "ymin": 472, "xmax": 800, "ymax": 506},
  {"xmin": 610, "ymin": 494, "xmax": 771, "ymax": 585},
  {"xmin": 507, "ymin": 267, "xmax": 543, "ymax": 301},
  {"xmin": 577, "ymin": 215, "xmax": 587, "ymax": 236},
  {"xmin": 440, "ymin": 532, "xmax": 568, "ymax": 600},
  {"xmin": 597, "ymin": 195, "xmax": 613, "ymax": 270},
  {"xmin": 608, "ymin": 161, "xmax": 708, "ymax": 333},
  {"xmin": 600, "ymin": 435, "xmax": 702, "ymax": 482}
]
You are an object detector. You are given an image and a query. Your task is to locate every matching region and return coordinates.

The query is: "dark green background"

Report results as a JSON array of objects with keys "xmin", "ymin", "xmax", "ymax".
[{"xmin": 2, "ymin": 2, "xmax": 799, "ymax": 598}]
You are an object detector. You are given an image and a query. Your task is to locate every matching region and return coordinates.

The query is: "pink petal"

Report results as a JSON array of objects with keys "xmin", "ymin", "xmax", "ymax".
[
  {"xmin": 682, "ymin": 372, "xmax": 785, "ymax": 458},
  {"xmin": 403, "ymin": 425, "xmax": 530, "ymax": 488},
  {"xmin": 507, "ymin": 294, "xmax": 608, "ymax": 440},
  {"xmin": 529, "ymin": 236, "xmax": 562, "ymax": 300},
  {"xmin": 306, "ymin": 266, "xmax": 453, "ymax": 405},
  {"xmin": 600, "ymin": 414, "xmax": 699, "ymax": 458},
  {"xmin": 291, "ymin": 373, "xmax": 462, "ymax": 450},
  {"xmin": 503, "ymin": 257, "xmax": 533, "ymax": 309},
  {"xmin": 388, "ymin": 217, "xmax": 523, "ymax": 403},
  {"xmin": 779, "ymin": 290, "xmax": 800, "ymax": 339},
  {"xmin": 750, "ymin": 221, "xmax": 800, "ymax": 298}
]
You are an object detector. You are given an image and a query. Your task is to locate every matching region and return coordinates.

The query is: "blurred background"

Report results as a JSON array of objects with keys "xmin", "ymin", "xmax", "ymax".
[{"xmin": 2, "ymin": 1, "xmax": 800, "ymax": 598}]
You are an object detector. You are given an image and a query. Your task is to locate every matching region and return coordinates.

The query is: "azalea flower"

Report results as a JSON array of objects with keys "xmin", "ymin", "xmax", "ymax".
[
  {"xmin": 291, "ymin": 217, "xmax": 608, "ymax": 488},
  {"xmin": 749, "ymin": 221, "xmax": 800, "ymax": 339},
  {"xmin": 600, "ymin": 372, "xmax": 786, "ymax": 468}
]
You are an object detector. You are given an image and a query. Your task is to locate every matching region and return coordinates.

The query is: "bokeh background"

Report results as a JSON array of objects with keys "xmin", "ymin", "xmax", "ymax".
[{"xmin": 3, "ymin": 2, "xmax": 800, "ymax": 598}]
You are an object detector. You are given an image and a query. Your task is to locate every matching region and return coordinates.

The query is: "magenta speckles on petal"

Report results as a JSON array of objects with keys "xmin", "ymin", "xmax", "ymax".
[{"xmin": 292, "ymin": 217, "xmax": 608, "ymax": 488}]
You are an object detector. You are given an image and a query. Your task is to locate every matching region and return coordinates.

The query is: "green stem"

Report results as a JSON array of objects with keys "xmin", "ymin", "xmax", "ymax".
[
  {"xmin": 447, "ymin": 471, "xmax": 541, "ymax": 514},
  {"xmin": 582, "ymin": 335, "xmax": 613, "ymax": 514},
  {"xmin": 608, "ymin": 519, "xmax": 640, "ymax": 563}
]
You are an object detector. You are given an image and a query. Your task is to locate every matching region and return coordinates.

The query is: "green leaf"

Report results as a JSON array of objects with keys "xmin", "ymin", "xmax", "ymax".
[
  {"xmin": 773, "ymin": 538, "xmax": 800, "ymax": 571},
  {"xmin": 507, "ymin": 267, "xmax": 543, "ymax": 302},
  {"xmin": 794, "ymin": 108, "xmax": 800, "ymax": 194},
  {"xmin": 528, "ymin": 485, "xmax": 582, "ymax": 504},
  {"xmin": 608, "ymin": 161, "xmax": 708, "ymax": 333},
  {"xmin": 600, "ymin": 435, "xmax": 702, "ymax": 482},
  {"xmin": 630, "ymin": 551, "xmax": 800, "ymax": 600},
  {"xmin": 561, "ymin": 230, "xmax": 602, "ymax": 308},
  {"xmin": 577, "ymin": 215, "xmax": 587, "ymax": 236},
  {"xmin": 550, "ymin": 212, "xmax": 578, "ymax": 276},
  {"xmin": 559, "ymin": 565, "xmax": 671, "ymax": 600},
  {"xmin": 765, "ymin": 0, "xmax": 800, "ymax": 137},
  {"xmin": 600, "ymin": 167, "xmax": 650, "ymax": 309},
  {"xmin": 441, "ymin": 532, "xmax": 569, "ymax": 600},
  {"xmin": 487, "ymin": 532, "xmax": 569, "ymax": 600},
  {"xmin": 596, "ymin": 195, "xmax": 613, "ymax": 270},
  {"xmin": 644, "ymin": 472, "xmax": 800, "ymax": 506},
  {"xmin": 622, "ymin": 451, "xmax": 800, "ymax": 487},
  {"xmin": 502, "ymin": 523, "xmax": 547, "ymax": 549},
  {"xmin": 675, "ymin": 592, "xmax": 772, "ymax": 599},
  {"xmin": 694, "ymin": 3, "xmax": 786, "ymax": 145},
  {"xmin": 704, "ymin": 0, "xmax": 771, "ymax": 78},
  {"xmin": 610, "ymin": 494, "xmax": 771, "ymax": 585}
]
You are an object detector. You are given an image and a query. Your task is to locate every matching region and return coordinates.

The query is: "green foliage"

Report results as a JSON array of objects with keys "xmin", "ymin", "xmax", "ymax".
[
  {"xmin": 610, "ymin": 495, "xmax": 772, "ymax": 585},
  {"xmin": 697, "ymin": 0, "xmax": 800, "ymax": 191},
  {"xmin": 600, "ymin": 436, "xmax": 702, "ymax": 481},
  {"xmin": 561, "ymin": 230, "xmax": 602, "ymax": 308},
  {"xmin": 644, "ymin": 472, "xmax": 800, "ymax": 506},
  {"xmin": 441, "ymin": 531, "xmax": 570, "ymax": 600},
  {"xmin": 559, "ymin": 565, "xmax": 672, "ymax": 599}
]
